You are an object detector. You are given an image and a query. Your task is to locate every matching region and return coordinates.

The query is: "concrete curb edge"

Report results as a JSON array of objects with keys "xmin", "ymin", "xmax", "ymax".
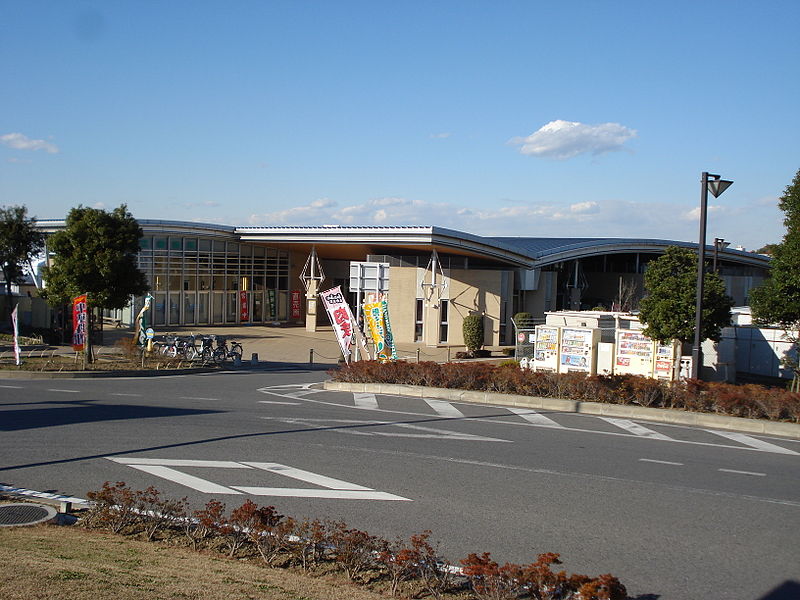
[{"xmin": 323, "ymin": 381, "xmax": 800, "ymax": 440}]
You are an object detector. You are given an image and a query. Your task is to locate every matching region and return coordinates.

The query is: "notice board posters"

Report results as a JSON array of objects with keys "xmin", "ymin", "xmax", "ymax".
[
  {"xmin": 558, "ymin": 327, "xmax": 599, "ymax": 374},
  {"xmin": 532, "ymin": 325, "xmax": 560, "ymax": 372},
  {"xmin": 614, "ymin": 329, "xmax": 655, "ymax": 377}
]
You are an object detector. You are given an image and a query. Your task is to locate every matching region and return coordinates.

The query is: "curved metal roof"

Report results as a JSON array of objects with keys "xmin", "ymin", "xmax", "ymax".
[{"xmin": 35, "ymin": 219, "xmax": 771, "ymax": 271}]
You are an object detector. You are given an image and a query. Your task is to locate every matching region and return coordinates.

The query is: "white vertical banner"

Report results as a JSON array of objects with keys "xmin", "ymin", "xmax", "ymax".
[
  {"xmin": 11, "ymin": 304, "xmax": 21, "ymax": 366},
  {"xmin": 319, "ymin": 286, "xmax": 357, "ymax": 362}
]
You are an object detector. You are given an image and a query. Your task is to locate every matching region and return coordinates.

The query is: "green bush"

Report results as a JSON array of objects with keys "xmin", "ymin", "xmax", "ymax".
[
  {"xmin": 512, "ymin": 312, "xmax": 533, "ymax": 324},
  {"xmin": 462, "ymin": 314, "xmax": 484, "ymax": 353}
]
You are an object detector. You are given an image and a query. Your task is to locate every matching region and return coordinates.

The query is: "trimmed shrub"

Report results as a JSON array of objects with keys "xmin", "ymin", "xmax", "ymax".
[
  {"xmin": 329, "ymin": 361, "xmax": 800, "ymax": 422},
  {"xmin": 463, "ymin": 314, "xmax": 484, "ymax": 354}
]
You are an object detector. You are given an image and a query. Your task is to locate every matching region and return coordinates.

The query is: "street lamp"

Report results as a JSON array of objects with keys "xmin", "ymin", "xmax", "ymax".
[
  {"xmin": 712, "ymin": 237, "xmax": 730, "ymax": 273},
  {"xmin": 691, "ymin": 172, "xmax": 733, "ymax": 380}
]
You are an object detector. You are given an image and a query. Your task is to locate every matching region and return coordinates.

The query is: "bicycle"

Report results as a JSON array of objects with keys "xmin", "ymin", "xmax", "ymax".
[{"xmin": 212, "ymin": 336, "xmax": 244, "ymax": 364}]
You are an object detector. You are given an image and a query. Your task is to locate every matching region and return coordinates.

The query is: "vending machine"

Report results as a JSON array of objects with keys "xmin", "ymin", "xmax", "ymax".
[
  {"xmin": 532, "ymin": 325, "xmax": 560, "ymax": 372},
  {"xmin": 614, "ymin": 329, "xmax": 655, "ymax": 377},
  {"xmin": 558, "ymin": 327, "xmax": 601, "ymax": 374},
  {"xmin": 653, "ymin": 340, "xmax": 681, "ymax": 381}
]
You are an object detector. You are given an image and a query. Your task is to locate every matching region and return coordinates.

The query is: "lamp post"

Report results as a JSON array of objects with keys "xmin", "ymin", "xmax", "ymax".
[
  {"xmin": 712, "ymin": 237, "xmax": 729, "ymax": 273},
  {"xmin": 691, "ymin": 173, "xmax": 733, "ymax": 380}
]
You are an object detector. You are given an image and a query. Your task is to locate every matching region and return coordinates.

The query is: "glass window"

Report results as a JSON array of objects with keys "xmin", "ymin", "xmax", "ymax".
[
  {"xmin": 184, "ymin": 238, "xmax": 198, "ymax": 251},
  {"xmin": 169, "ymin": 275, "xmax": 181, "ymax": 290},
  {"xmin": 153, "ymin": 274, "xmax": 166, "ymax": 291},
  {"xmin": 439, "ymin": 300, "xmax": 449, "ymax": 343},
  {"xmin": 169, "ymin": 237, "xmax": 182, "ymax": 251},
  {"xmin": 415, "ymin": 299, "xmax": 424, "ymax": 342},
  {"xmin": 139, "ymin": 237, "xmax": 152, "ymax": 250},
  {"xmin": 183, "ymin": 277, "xmax": 196, "ymax": 291},
  {"xmin": 199, "ymin": 274, "xmax": 211, "ymax": 291},
  {"xmin": 154, "ymin": 237, "xmax": 167, "ymax": 251},
  {"xmin": 198, "ymin": 239, "xmax": 211, "ymax": 252},
  {"xmin": 213, "ymin": 240, "xmax": 225, "ymax": 252}
]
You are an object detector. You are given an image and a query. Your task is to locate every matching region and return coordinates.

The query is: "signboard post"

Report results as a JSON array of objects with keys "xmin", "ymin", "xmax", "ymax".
[{"xmin": 349, "ymin": 261, "xmax": 390, "ymax": 361}]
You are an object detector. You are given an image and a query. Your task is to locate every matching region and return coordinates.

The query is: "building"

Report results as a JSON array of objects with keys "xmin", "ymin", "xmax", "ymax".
[{"xmin": 36, "ymin": 220, "xmax": 770, "ymax": 348}]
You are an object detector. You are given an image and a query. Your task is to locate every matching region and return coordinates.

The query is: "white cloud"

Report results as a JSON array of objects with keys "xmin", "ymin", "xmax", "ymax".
[
  {"xmin": 429, "ymin": 132, "xmax": 451, "ymax": 139},
  {"xmin": 510, "ymin": 120, "xmax": 636, "ymax": 159},
  {"xmin": 249, "ymin": 197, "xmax": 339, "ymax": 225},
  {"xmin": 242, "ymin": 193, "xmax": 782, "ymax": 250},
  {"xmin": 0, "ymin": 132, "xmax": 59, "ymax": 154}
]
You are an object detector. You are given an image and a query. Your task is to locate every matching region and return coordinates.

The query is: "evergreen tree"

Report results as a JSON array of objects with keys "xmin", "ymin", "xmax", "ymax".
[
  {"xmin": 750, "ymin": 168, "xmax": 800, "ymax": 380},
  {"xmin": 42, "ymin": 205, "xmax": 149, "ymax": 310},
  {"xmin": 639, "ymin": 246, "xmax": 733, "ymax": 343},
  {"xmin": 0, "ymin": 204, "xmax": 45, "ymax": 310}
]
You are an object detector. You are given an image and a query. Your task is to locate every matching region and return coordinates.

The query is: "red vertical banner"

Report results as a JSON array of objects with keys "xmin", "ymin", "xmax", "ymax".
[
  {"xmin": 239, "ymin": 290, "xmax": 249, "ymax": 322},
  {"xmin": 290, "ymin": 290, "xmax": 302, "ymax": 319},
  {"xmin": 72, "ymin": 294, "xmax": 88, "ymax": 351}
]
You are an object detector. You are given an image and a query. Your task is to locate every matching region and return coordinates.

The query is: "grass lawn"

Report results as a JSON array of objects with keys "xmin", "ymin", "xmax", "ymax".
[{"xmin": 0, "ymin": 524, "xmax": 386, "ymax": 600}]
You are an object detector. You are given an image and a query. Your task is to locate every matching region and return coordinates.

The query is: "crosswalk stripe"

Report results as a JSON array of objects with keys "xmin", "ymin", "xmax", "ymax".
[
  {"xmin": 600, "ymin": 417, "xmax": 673, "ymax": 440},
  {"xmin": 423, "ymin": 398, "xmax": 464, "ymax": 418},
  {"xmin": 353, "ymin": 392, "xmax": 379, "ymax": 409},
  {"xmin": 706, "ymin": 430, "xmax": 798, "ymax": 455},
  {"xmin": 507, "ymin": 407, "xmax": 563, "ymax": 428}
]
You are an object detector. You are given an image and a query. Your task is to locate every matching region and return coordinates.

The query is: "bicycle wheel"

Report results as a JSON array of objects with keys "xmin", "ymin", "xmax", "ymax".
[
  {"xmin": 200, "ymin": 347, "xmax": 213, "ymax": 363},
  {"xmin": 183, "ymin": 344, "xmax": 198, "ymax": 361},
  {"xmin": 230, "ymin": 343, "xmax": 243, "ymax": 360},
  {"xmin": 212, "ymin": 347, "xmax": 227, "ymax": 364}
]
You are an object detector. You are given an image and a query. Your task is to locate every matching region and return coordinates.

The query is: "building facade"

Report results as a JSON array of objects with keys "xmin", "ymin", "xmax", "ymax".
[{"xmin": 36, "ymin": 220, "xmax": 771, "ymax": 348}]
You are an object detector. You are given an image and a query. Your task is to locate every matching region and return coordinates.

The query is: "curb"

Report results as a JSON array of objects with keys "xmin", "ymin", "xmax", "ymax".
[
  {"xmin": 0, "ymin": 367, "xmax": 218, "ymax": 379},
  {"xmin": 323, "ymin": 381, "xmax": 800, "ymax": 440}
]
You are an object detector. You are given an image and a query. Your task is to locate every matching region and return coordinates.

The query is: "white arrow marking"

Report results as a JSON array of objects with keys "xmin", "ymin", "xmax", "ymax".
[
  {"xmin": 600, "ymin": 417, "xmax": 673, "ymax": 440},
  {"xmin": 424, "ymin": 398, "xmax": 464, "ymax": 418},
  {"xmin": 507, "ymin": 408, "xmax": 563, "ymax": 428},
  {"xmin": 353, "ymin": 392, "xmax": 379, "ymax": 409},
  {"xmin": 706, "ymin": 430, "xmax": 798, "ymax": 455}
]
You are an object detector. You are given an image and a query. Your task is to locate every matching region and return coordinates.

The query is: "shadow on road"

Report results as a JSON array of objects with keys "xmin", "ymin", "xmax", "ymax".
[{"xmin": 1, "ymin": 400, "xmax": 223, "ymax": 432}]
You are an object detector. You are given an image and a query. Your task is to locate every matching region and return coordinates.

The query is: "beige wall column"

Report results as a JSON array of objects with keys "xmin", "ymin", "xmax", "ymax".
[{"xmin": 305, "ymin": 278, "xmax": 318, "ymax": 331}]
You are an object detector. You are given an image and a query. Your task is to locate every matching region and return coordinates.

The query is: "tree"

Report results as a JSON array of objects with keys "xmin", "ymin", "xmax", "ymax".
[
  {"xmin": 638, "ymin": 246, "xmax": 733, "ymax": 343},
  {"xmin": 0, "ymin": 205, "xmax": 45, "ymax": 309},
  {"xmin": 42, "ymin": 204, "xmax": 149, "ymax": 311},
  {"xmin": 750, "ymin": 168, "xmax": 800, "ymax": 384}
]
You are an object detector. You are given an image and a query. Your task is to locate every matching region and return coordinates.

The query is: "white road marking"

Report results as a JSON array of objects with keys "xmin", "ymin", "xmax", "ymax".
[
  {"xmin": 600, "ymin": 417, "xmax": 673, "ymax": 440},
  {"xmin": 353, "ymin": 392, "xmax": 379, "ymax": 410},
  {"xmin": 507, "ymin": 408, "xmax": 563, "ymax": 428},
  {"xmin": 109, "ymin": 457, "xmax": 251, "ymax": 468},
  {"xmin": 232, "ymin": 487, "xmax": 410, "ymax": 500},
  {"xmin": 259, "ymin": 400, "xmax": 301, "ymax": 405},
  {"xmin": 111, "ymin": 393, "xmax": 142, "ymax": 397},
  {"xmin": 107, "ymin": 456, "xmax": 409, "ymax": 501},
  {"xmin": 0, "ymin": 484, "xmax": 88, "ymax": 505},
  {"xmin": 0, "ymin": 385, "xmax": 23, "ymax": 389},
  {"xmin": 262, "ymin": 416, "xmax": 511, "ymax": 442},
  {"xmin": 423, "ymin": 398, "xmax": 464, "ymax": 418},
  {"xmin": 259, "ymin": 384, "xmax": 800, "ymax": 456},
  {"xmin": 242, "ymin": 462, "xmax": 374, "ymax": 490},
  {"xmin": 46, "ymin": 389, "xmax": 79, "ymax": 393},
  {"xmin": 718, "ymin": 469, "xmax": 766, "ymax": 477},
  {"xmin": 179, "ymin": 396, "xmax": 220, "ymax": 401},
  {"xmin": 125, "ymin": 465, "xmax": 242, "ymax": 494},
  {"xmin": 706, "ymin": 430, "xmax": 798, "ymax": 455},
  {"xmin": 639, "ymin": 458, "xmax": 684, "ymax": 466}
]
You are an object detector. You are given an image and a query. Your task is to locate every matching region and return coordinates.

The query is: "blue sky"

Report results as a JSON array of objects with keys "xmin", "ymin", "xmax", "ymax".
[{"xmin": 2, "ymin": 1, "xmax": 799, "ymax": 250}]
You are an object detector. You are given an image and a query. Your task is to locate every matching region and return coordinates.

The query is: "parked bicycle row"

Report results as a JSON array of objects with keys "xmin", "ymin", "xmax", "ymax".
[{"xmin": 153, "ymin": 334, "xmax": 243, "ymax": 364}]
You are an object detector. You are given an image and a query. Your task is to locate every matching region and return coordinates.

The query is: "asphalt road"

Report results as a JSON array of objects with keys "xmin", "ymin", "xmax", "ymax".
[{"xmin": 2, "ymin": 370, "xmax": 799, "ymax": 600}]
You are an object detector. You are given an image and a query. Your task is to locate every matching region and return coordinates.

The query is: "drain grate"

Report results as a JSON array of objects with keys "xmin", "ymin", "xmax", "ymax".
[{"xmin": 0, "ymin": 503, "xmax": 57, "ymax": 527}]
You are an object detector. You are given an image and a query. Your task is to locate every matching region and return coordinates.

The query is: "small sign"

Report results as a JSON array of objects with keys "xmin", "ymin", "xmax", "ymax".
[{"xmin": 145, "ymin": 328, "xmax": 155, "ymax": 339}]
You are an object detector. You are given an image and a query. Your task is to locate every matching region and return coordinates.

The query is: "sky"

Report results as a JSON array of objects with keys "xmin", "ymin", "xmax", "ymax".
[{"xmin": 1, "ymin": 1, "xmax": 799, "ymax": 251}]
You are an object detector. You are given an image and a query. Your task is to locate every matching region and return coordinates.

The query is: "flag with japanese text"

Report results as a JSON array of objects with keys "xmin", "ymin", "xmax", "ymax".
[{"xmin": 319, "ymin": 286, "xmax": 356, "ymax": 361}]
